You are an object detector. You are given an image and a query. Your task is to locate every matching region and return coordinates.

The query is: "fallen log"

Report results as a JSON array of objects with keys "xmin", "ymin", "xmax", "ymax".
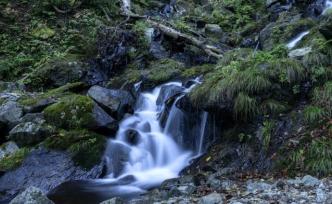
[{"xmin": 118, "ymin": 0, "xmax": 224, "ymax": 58}]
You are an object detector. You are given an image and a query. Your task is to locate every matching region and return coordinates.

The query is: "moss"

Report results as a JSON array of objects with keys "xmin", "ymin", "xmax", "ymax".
[
  {"xmin": 0, "ymin": 148, "xmax": 30, "ymax": 171},
  {"xmin": 44, "ymin": 94, "xmax": 94, "ymax": 129},
  {"xmin": 44, "ymin": 129, "xmax": 106, "ymax": 169},
  {"xmin": 18, "ymin": 82, "xmax": 86, "ymax": 106},
  {"xmin": 146, "ymin": 59, "xmax": 185, "ymax": 84},
  {"xmin": 23, "ymin": 55, "xmax": 88, "ymax": 89},
  {"xmin": 181, "ymin": 64, "xmax": 214, "ymax": 78}
]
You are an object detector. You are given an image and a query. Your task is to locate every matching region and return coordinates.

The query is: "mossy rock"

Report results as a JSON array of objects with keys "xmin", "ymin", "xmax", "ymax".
[
  {"xmin": 24, "ymin": 56, "xmax": 89, "ymax": 89},
  {"xmin": 44, "ymin": 95, "xmax": 94, "ymax": 129},
  {"xmin": 0, "ymin": 148, "xmax": 30, "ymax": 171},
  {"xmin": 44, "ymin": 129, "xmax": 106, "ymax": 169},
  {"xmin": 18, "ymin": 82, "xmax": 87, "ymax": 107},
  {"xmin": 108, "ymin": 58, "xmax": 185, "ymax": 88},
  {"xmin": 145, "ymin": 59, "xmax": 185, "ymax": 84}
]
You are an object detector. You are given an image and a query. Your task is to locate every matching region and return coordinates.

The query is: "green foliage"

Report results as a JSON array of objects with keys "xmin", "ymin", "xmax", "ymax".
[
  {"xmin": 270, "ymin": 58, "xmax": 305, "ymax": 84},
  {"xmin": 44, "ymin": 95, "xmax": 94, "ymax": 129},
  {"xmin": 233, "ymin": 92, "xmax": 257, "ymax": 121},
  {"xmin": 303, "ymin": 106, "xmax": 325, "ymax": 125},
  {"xmin": 44, "ymin": 130, "xmax": 105, "ymax": 168},
  {"xmin": 133, "ymin": 21, "xmax": 150, "ymax": 50},
  {"xmin": 262, "ymin": 120, "xmax": 275, "ymax": 151},
  {"xmin": 210, "ymin": 0, "xmax": 264, "ymax": 32},
  {"xmin": 0, "ymin": 2, "xmax": 104, "ymax": 81},
  {"xmin": 282, "ymin": 138, "xmax": 332, "ymax": 177},
  {"xmin": 0, "ymin": 148, "xmax": 30, "ymax": 171},
  {"xmin": 261, "ymin": 99, "xmax": 288, "ymax": 116}
]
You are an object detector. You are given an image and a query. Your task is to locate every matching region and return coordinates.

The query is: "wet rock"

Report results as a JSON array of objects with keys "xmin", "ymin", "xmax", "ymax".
[
  {"xmin": 288, "ymin": 47, "xmax": 312, "ymax": 58},
  {"xmin": 124, "ymin": 129, "xmax": 140, "ymax": 145},
  {"xmin": 104, "ymin": 141, "xmax": 131, "ymax": 177},
  {"xmin": 0, "ymin": 101, "xmax": 23, "ymax": 128},
  {"xmin": 199, "ymin": 192, "xmax": 224, "ymax": 204},
  {"xmin": 92, "ymin": 103, "xmax": 118, "ymax": 135},
  {"xmin": 9, "ymin": 122, "xmax": 52, "ymax": 147},
  {"xmin": 0, "ymin": 148, "xmax": 102, "ymax": 202},
  {"xmin": 0, "ymin": 141, "xmax": 19, "ymax": 160},
  {"xmin": 9, "ymin": 186, "xmax": 54, "ymax": 204},
  {"xmin": 88, "ymin": 86, "xmax": 134, "ymax": 119},
  {"xmin": 156, "ymin": 84, "xmax": 184, "ymax": 106},
  {"xmin": 100, "ymin": 197, "xmax": 125, "ymax": 204}
]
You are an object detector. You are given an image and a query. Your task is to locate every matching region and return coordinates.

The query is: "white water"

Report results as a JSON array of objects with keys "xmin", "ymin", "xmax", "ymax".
[
  {"xmin": 323, "ymin": 0, "xmax": 332, "ymax": 14},
  {"xmin": 104, "ymin": 80, "xmax": 206, "ymax": 193},
  {"xmin": 287, "ymin": 31, "xmax": 310, "ymax": 49}
]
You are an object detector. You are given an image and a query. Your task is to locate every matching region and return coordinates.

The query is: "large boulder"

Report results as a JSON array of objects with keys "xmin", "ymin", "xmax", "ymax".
[
  {"xmin": 0, "ymin": 148, "xmax": 102, "ymax": 202},
  {"xmin": 0, "ymin": 101, "xmax": 23, "ymax": 128},
  {"xmin": 88, "ymin": 86, "xmax": 134, "ymax": 119},
  {"xmin": 8, "ymin": 122, "xmax": 52, "ymax": 147},
  {"xmin": 9, "ymin": 186, "xmax": 54, "ymax": 204}
]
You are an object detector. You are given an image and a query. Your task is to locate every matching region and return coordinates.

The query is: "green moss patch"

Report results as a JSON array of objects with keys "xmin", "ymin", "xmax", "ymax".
[
  {"xmin": 44, "ymin": 94, "xmax": 94, "ymax": 129},
  {"xmin": 0, "ymin": 148, "xmax": 30, "ymax": 171},
  {"xmin": 44, "ymin": 130, "xmax": 106, "ymax": 169}
]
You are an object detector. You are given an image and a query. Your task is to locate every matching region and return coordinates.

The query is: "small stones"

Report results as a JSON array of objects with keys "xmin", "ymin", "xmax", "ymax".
[{"xmin": 198, "ymin": 192, "xmax": 224, "ymax": 204}]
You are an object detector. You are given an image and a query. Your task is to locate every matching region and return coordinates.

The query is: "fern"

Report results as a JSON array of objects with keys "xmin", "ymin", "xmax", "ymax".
[
  {"xmin": 233, "ymin": 92, "xmax": 258, "ymax": 121},
  {"xmin": 303, "ymin": 105, "xmax": 325, "ymax": 125}
]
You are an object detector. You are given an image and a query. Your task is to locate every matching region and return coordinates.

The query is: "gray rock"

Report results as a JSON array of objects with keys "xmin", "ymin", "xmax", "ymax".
[
  {"xmin": 0, "ymin": 148, "xmax": 102, "ymax": 201},
  {"xmin": 288, "ymin": 47, "xmax": 312, "ymax": 58},
  {"xmin": 9, "ymin": 122, "xmax": 52, "ymax": 147},
  {"xmin": 0, "ymin": 141, "xmax": 19, "ymax": 160},
  {"xmin": 88, "ymin": 86, "xmax": 134, "ymax": 119},
  {"xmin": 100, "ymin": 197, "xmax": 125, "ymax": 204},
  {"xmin": 0, "ymin": 101, "xmax": 23, "ymax": 128},
  {"xmin": 247, "ymin": 180, "xmax": 272, "ymax": 193},
  {"xmin": 302, "ymin": 175, "xmax": 320, "ymax": 187},
  {"xmin": 91, "ymin": 103, "xmax": 118, "ymax": 135},
  {"xmin": 9, "ymin": 186, "xmax": 54, "ymax": 204},
  {"xmin": 104, "ymin": 141, "xmax": 131, "ymax": 177},
  {"xmin": 21, "ymin": 113, "xmax": 45, "ymax": 124},
  {"xmin": 199, "ymin": 192, "xmax": 224, "ymax": 204}
]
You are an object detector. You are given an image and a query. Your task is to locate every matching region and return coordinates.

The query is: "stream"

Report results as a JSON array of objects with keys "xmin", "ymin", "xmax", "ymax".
[{"xmin": 48, "ymin": 80, "xmax": 208, "ymax": 204}]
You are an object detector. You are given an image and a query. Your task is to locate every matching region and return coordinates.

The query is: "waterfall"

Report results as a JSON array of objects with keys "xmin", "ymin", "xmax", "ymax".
[
  {"xmin": 198, "ymin": 111, "xmax": 208, "ymax": 154},
  {"xmin": 286, "ymin": 31, "xmax": 310, "ymax": 49},
  {"xmin": 104, "ymin": 80, "xmax": 207, "ymax": 191},
  {"xmin": 323, "ymin": 0, "xmax": 332, "ymax": 14}
]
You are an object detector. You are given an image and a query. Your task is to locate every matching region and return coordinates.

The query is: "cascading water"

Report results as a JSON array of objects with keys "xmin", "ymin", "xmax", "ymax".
[
  {"xmin": 286, "ymin": 31, "xmax": 310, "ymax": 49},
  {"xmin": 323, "ymin": 0, "xmax": 332, "ymax": 14},
  {"xmin": 48, "ymin": 80, "xmax": 209, "ymax": 204},
  {"xmin": 103, "ymin": 79, "xmax": 207, "ymax": 191}
]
